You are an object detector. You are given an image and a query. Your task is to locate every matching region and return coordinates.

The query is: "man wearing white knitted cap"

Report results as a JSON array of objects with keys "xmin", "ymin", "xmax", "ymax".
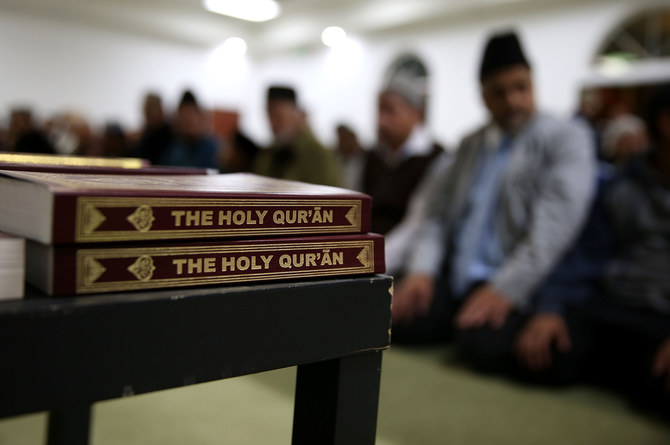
[{"xmin": 361, "ymin": 73, "xmax": 451, "ymax": 276}]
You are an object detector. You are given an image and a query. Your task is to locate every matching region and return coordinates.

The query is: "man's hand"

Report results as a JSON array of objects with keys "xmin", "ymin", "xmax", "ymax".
[
  {"xmin": 514, "ymin": 313, "xmax": 571, "ymax": 372},
  {"xmin": 652, "ymin": 339, "xmax": 670, "ymax": 392},
  {"xmin": 454, "ymin": 284, "xmax": 514, "ymax": 329},
  {"xmin": 392, "ymin": 274, "xmax": 435, "ymax": 325}
]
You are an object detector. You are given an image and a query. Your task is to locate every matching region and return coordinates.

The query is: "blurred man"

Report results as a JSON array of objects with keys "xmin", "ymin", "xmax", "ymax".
[
  {"xmin": 392, "ymin": 30, "xmax": 595, "ymax": 377},
  {"xmin": 585, "ymin": 83, "xmax": 670, "ymax": 411},
  {"xmin": 254, "ymin": 86, "xmax": 342, "ymax": 186},
  {"xmin": 363, "ymin": 76, "xmax": 450, "ymax": 275},
  {"xmin": 7, "ymin": 108, "xmax": 55, "ymax": 154},
  {"xmin": 222, "ymin": 130, "xmax": 259, "ymax": 173},
  {"xmin": 99, "ymin": 122, "xmax": 129, "ymax": 158},
  {"xmin": 46, "ymin": 112, "xmax": 95, "ymax": 156},
  {"xmin": 159, "ymin": 90, "xmax": 219, "ymax": 169},
  {"xmin": 134, "ymin": 92, "xmax": 173, "ymax": 164},
  {"xmin": 335, "ymin": 124, "xmax": 365, "ymax": 191},
  {"xmin": 596, "ymin": 87, "xmax": 648, "ymax": 165}
]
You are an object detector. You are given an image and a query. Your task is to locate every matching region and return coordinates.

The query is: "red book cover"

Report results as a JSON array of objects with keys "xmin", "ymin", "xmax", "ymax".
[
  {"xmin": 0, "ymin": 171, "xmax": 371, "ymax": 244},
  {"xmin": 27, "ymin": 234, "xmax": 385, "ymax": 295}
]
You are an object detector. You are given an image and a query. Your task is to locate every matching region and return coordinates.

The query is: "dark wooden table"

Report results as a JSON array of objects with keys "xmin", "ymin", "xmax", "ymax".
[{"xmin": 0, "ymin": 275, "xmax": 392, "ymax": 445}]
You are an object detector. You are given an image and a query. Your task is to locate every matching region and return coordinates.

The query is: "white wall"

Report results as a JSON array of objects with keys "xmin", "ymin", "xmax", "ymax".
[
  {"xmin": 0, "ymin": 0, "xmax": 662, "ymax": 148},
  {"xmin": 0, "ymin": 11, "xmax": 253, "ymax": 130},
  {"xmin": 241, "ymin": 0, "xmax": 658, "ymax": 148}
]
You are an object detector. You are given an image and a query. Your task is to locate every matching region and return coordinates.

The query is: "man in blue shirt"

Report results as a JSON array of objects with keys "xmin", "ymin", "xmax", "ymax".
[
  {"xmin": 159, "ymin": 90, "xmax": 220, "ymax": 170},
  {"xmin": 392, "ymin": 31, "xmax": 595, "ymax": 383}
]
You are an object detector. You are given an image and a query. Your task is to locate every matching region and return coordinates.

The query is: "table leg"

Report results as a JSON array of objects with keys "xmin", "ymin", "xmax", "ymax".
[
  {"xmin": 292, "ymin": 350, "xmax": 383, "ymax": 445},
  {"xmin": 47, "ymin": 405, "xmax": 91, "ymax": 445}
]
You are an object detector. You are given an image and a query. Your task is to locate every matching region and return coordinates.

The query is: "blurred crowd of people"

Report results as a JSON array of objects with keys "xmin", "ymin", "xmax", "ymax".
[
  {"xmin": 383, "ymin": 31, "xmax": 670, "ymax": 417},
  {"xmin": 0, "ymin": 89, "xmax": 260, "ymax": 173},
  {"xmin": 1, "ymin": 27, "xmax": 669, "ymax": 415}
]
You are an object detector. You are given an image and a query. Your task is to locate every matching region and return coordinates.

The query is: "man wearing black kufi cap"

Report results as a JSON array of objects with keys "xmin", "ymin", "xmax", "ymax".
[
  {"xmin": 158, "ymin": 90, "xmax": 219, "ymax": 169},
  {"xmin": 393, "ymin": 31, "xmax": 596, "ymax": 383},
  {"xmin": 253, "ymin": 85, "xmax": 342, "ymax": 186}
]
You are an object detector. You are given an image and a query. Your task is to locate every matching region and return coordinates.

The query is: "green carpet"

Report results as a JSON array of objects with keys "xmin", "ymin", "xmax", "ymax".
[{"xmin": 1, "ymin": 346, "xmax": 668, "ymax": 444}]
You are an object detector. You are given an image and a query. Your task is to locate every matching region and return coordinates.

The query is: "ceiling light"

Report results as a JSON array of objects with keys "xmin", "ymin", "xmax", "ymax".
[
  {"xmin": 203, "ymin": 0, "xmax": 280, "ymax": 23},
  {"xmin": 221, "ymin": 37, "xmax": 248, "ymax": 57},
  {"xmin": 321, "ymin": 26, "xmax": 348, "ymax": 48}
]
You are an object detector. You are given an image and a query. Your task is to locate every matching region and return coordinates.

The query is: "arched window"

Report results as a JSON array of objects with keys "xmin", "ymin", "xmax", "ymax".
[
  {"xmin": 591, "ymin": 7, "xmax": 670, "ymax": 84},
  {"xmin": 598, "ymin": 7, "xmax": 670, "ymax": 60},
  {"xmin": 581, "ymin": 7, "xmax": 670, "ymax": 161}
]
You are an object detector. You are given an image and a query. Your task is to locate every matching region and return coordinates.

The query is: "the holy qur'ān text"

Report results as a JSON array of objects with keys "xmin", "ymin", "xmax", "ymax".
[
  {"xmin": 172, "ymin": 249, "xmax": 345, "ymax": 275},
  {"xmin": 25, "ymin": 234, "xmax": 385, "ymax": 295},
  {"xmin": 76, "ymin": 201, "xmax": 363, "ymax": 242},
  {"xmin": 170, "ymin": 207, "xmax": 335, "ymax": 227}
]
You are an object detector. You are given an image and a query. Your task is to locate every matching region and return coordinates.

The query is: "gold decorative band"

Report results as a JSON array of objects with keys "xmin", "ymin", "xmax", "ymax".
[
  {"xmin": 75, "ymin": 240, "xmax": 376, "ymax": 293},
  {"xmin": 75, "ymin": 197, "xmax": 364, "ymax": 242}
]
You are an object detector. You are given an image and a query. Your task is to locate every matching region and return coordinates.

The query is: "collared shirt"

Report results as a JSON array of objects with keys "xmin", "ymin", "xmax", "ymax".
[
  {"xmin": 451, "ymin": 130, "xmax": 514, "ymax": 298},
  {"xmin": 379, "ymin": 125, "xmax": 434, "ymax": 166}
]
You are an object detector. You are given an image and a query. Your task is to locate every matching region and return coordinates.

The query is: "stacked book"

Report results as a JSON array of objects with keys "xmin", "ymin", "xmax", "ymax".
[
  {"xmin": 0, "ymin": 232, "xmax": 24, "ymax": 300},
  {"xmin": 0, "ymin": 164, "xmax": 384, "ymax": 297},
  {"xmin": 0, "ymin": 151, "xmax": 214, "ymax": 299}
]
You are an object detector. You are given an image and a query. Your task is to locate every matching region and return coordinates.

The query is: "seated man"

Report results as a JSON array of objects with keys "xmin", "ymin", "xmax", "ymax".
[
  {"xmin": 362, "ymin": 76, "xmax": 450, "ymax": 275},
  {"xmin": 392, "ymin": 30, "xmax": 595, "ymax": 361},
  {"xmin": 506, "ymin": 164, "xmax": 613, "ymax": 384},
  {"xmin": 159, "ymin": 90, "xmax": 219, "ymax": 169},
  {"xmin": 222, "ymin": 131, "xmax": 260, "ymax": 173},
  {"xmin": 335, "ymin": 124, "xmax": 365, "ymax": 191},
  {"xmin": 133, "ymin": 92, "xmax": 173, "ymax": 165},
  {"xmin": 254, "ymin": 86, "xmax": 342, "ymax": 187},
  {"xmin": 7, "ymin": 108, "xmax": 56, "ymax": 155},
  {"xmin": 585, "ymin": 84, "xmax": 670, "ymax": 411}
]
